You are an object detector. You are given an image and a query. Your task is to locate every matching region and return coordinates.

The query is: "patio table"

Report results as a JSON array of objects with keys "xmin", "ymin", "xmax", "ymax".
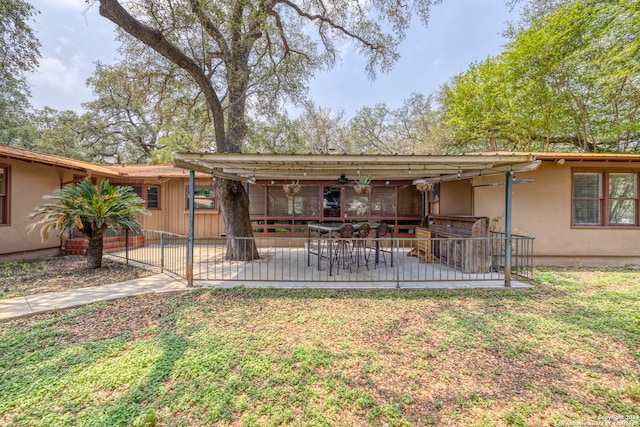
[{"xmin": 307, "ymin": 222, "xmax": 393, "ymax": 274}]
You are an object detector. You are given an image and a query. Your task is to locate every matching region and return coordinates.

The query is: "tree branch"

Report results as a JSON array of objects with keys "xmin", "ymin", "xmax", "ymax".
[
  {"xmin": 276, "ymin": 0, "xmax": 384, "ymax": 53},
  {"xmin": 97, "ymin": 0, "xmax": 228, "ymax": 150}
]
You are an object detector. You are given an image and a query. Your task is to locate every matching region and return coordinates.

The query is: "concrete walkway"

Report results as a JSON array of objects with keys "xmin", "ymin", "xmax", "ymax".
[
  {"xmin": 1, "ymin": 273, "xmax": 533, "ymax": 322},
  {"xmin": 0, "ymin": 274, "xmax": 188, "ymax": 321}
]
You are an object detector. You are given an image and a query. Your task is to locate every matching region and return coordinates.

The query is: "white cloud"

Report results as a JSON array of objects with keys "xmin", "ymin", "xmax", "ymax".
[
  {"xmin": 29, "ymin": 55, "xmax": 86, "ymax": 93},
  {"xmin": 27, "ymin": 54, "xmax": 93, "ymax": 111}
]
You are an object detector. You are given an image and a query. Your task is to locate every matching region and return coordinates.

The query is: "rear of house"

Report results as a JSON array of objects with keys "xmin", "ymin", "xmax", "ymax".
[
  {"xmin": 440, "ymin": 152, "xmax": 640, "ymax": 267},
  {"xmin": 3, "ymin": 145, "xmax": 639, "ymax": 268}
]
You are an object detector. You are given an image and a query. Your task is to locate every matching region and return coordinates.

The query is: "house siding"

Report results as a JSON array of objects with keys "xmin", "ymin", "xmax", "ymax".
[
  {"xmin": 106, "ymin": 176, "xmax": 225, "ymax": 237},
  {"xmin": 0, "ymin": 158, "xmax": 78, "ymax": 261},
  {"xmin": 472, "ymin": 161, "xmax": 640, "ymax": 267}
]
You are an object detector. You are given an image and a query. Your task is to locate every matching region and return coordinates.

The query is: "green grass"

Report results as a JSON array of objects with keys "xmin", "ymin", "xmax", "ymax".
[{"xmin": 1, "ymin": 268, "xmax": 639, "ymax": 426}]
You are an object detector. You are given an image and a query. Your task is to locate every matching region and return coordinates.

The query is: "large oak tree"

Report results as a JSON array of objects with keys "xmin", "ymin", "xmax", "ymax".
[{"xmin": 95, "ymin": 0, "xmax": 440, "ymax": 259}]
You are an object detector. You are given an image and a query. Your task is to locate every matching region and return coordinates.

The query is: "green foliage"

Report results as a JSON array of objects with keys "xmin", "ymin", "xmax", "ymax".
[
  {"xmin": 443, "ymin": 0, "xmax": 640, "ymax": 153},
  {"xmin": 0, "ymin": 0, "xmax": 41, "ymax": 146},
  {"xmin": 0, "ymin": 0, "xmax": 40, "ymax": 77},
  {"xmin": 244, "ymin": 113, "xmax": 307, "ymax": 154},
  {"xmin": 28, "ymin": 178, "xmax": 148, "ymax": 242}
]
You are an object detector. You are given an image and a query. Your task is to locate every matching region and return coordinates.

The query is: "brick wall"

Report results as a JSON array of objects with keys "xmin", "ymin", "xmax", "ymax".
[{"xmin": 64, "ymin": 235, "xmax": 145, "ymax": 256}]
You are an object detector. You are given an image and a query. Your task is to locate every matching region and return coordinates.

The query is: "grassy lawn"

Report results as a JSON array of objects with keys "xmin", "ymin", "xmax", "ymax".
[{"xmin": 0, "ymin": 268, "xmax": 638, "ymax": 426}]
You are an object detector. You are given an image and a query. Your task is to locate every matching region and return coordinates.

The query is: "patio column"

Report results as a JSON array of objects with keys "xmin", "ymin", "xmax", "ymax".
[
  {"xmin": 504, "ymin": 171, "xmax": 513, "ymax": 287},
  {"xmin": 186, "ymin": 170, "xmax": 195, "ymax": 286}
]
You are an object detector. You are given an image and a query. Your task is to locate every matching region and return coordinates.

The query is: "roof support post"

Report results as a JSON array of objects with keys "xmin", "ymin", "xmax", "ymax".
[
  {"xmin": 504, "ymin": 171, "xmax": 513, "ymax": 287},
  {"xmin": 186, "ymin": 170, "xmax": 195, "ymax": 286}
]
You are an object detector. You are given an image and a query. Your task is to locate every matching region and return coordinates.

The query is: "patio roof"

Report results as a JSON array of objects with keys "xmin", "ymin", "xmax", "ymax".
[{"xmin": 173, "ymin": 152, "xmax": 541, "ymax": 183}]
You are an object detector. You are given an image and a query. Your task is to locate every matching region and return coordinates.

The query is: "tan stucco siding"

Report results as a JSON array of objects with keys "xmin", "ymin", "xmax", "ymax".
[
  {"xmin": 472, "ymin": 161, "xmax": 640, "ymax": 266},
  {"xmin": 0, "ymin": 159, "xmax": 77, "ymax": 257},
  {"xmin": 440, "ymin": 180, "xmax": 473, "ymax": 215}
]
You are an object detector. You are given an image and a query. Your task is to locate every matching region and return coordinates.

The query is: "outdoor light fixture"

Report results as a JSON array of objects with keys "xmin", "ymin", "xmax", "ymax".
[
  {"xmin": 303, "ymin": 168, "xmax": 307, "ymax": 176},
  {"xmin": 408, "ymin": 165, "xmax": 412, "ymax": 174},
  {"xmin": 338, "ymin": 174, "xmax": 349, "ymax": 185},
  {"xmin": 457, "ymin": 169, "xmax": 461, "ymax": 179}
]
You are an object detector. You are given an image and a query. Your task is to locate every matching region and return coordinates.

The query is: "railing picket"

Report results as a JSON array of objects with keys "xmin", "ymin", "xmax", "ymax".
[{"xmin": 107, "ymin": 230, "xmax": 533, "ymax": 285}]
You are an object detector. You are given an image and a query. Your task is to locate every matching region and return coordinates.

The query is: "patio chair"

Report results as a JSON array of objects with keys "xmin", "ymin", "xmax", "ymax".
[
  {"xmin": 332, "ymin": 223, "xmax": 355, "ymax": 274},
  {"xmin": 352, "ymin": 223, "xmax": 370, "ymax": 270}
]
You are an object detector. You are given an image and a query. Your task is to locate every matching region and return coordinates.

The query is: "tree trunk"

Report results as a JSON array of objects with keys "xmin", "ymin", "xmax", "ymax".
[
  {"xmin": 218, "ymin": 178, "xmax": 259, "ymax": 260},
  {"xmin": 86, "ymin": 236, "xmax": 105, "ymax": 269}
]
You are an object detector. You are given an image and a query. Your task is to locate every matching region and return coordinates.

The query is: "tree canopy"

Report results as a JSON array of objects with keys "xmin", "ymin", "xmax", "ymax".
[
  {"xmin": 443, "ymin": 0, "xmax": 640, "ymax": 153},
  {"xmin": 0, "ymin": 0, "xmax": 40, "ymax": 146},
  {"xmin": 93, "ymin": 0, "xmax": 442, "ymax": 254}
]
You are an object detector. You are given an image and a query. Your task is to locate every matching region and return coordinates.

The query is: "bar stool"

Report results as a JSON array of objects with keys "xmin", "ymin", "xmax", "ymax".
[
  {"xmin": 352, "ymin": 223, "xmax": 370, "ymax": 270},
  {"xmin": 332, "ymin": 223, "xmax": 355, "ymax": 274}
]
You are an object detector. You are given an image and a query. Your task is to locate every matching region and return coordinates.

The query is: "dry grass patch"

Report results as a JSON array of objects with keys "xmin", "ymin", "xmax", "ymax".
[
  {"xmin": 0, "ymin": 267, "xmax": 638, "ymax": 426},
  {"xmin": 0, "ymin": 256, "xmax": 155, "ymax": 300}
]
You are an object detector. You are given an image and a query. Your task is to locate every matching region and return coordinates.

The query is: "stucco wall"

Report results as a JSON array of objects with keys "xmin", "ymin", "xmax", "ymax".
[
  {"xmin": 472, "ymin": 161, "xmax": 640, "ymax": 267},
  {"xmin": 440, "ymin": 180, "xmax": 472, "ymax": 215},
  {"xmin": 0, "ymin": 159, "xmax": 76, "ymax": 260}
]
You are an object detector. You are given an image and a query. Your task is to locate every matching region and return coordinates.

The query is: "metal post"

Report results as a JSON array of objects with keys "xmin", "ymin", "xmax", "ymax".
[
  {"xmin": 160, "ymin": 233, "xmax": 165, "ymax": 273},
  {"xmin": 186, "ymin": 170, "xmax": 195, "ymax": 286},
  {"xmin": 125, "ymin": 228, "xmax": 129, "ymax": 265},
  {"xmin": 505, "ymin": 171, "xmax": 513, "ymax": 287}
]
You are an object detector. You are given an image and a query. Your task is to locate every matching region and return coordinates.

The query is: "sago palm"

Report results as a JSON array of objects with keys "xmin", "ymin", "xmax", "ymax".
[{"xmin": 29, "ymin": 178, "xmax": 148, "ymax": 268}]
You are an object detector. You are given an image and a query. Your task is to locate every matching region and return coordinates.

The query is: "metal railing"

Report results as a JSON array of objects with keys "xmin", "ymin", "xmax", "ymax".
[
  {"xmin": 490, "ymin": 231, "xmax": 535, "ymax": 280},
  {"xmin": 110, "ymin": 230, "xmax": 189, "ymax": 279},
  {"xmin": 110, "ymin": 230, "xmax": 534, "ymax": 286}
]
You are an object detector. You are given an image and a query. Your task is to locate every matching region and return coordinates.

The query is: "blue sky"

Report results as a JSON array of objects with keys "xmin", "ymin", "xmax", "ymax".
[{"xmin": 27, "ymin": 0, "xmax": 516, "ymax": 118}]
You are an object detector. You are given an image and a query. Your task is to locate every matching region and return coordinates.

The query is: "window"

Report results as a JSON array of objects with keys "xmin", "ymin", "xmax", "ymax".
[
  {"xmin": 187, "ymin": 186, "xmax": 217, "ymax": 210},
  {"xmin": 573, "ymin": 172, "xmax": 602, "ymax": 224},
  {"xmin": 609, "ymin": 173, "xmax": 636, "ymax": 224},
  {"xmin": 0, "ymin": 164, "xmax": 9, "ymax": 225},
  {"xmin": 573, "ymin": 170, "xmax": 639, "ymax": 227},
  {"xmin": 124, "ymin": 184, "xmax": 160, "ymax": 209}
]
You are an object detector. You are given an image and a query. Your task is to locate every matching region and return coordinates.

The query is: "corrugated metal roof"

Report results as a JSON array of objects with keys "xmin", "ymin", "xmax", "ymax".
[
  {"xmin": 105, "ymin": 164, "xmax": 209, "ymax": 178},
  {"xmin": 480, "ymin": 151, "xmax": 640, "ymax": 162},
  {"xmin": 173, "ymin": 152, "xmax": 540, "ymax": 182}
]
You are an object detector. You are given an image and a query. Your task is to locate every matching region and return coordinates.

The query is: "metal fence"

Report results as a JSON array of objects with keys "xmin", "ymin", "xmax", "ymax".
[
  {"xmin": 111, "ymin": 230, "xmax": 534, "ymax": 286},
  {"xmin": 490, "ymin": 231, "xmax": 535, "ymax": 280}
]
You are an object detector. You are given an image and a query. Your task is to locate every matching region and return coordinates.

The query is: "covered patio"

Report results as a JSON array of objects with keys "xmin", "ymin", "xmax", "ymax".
[{"xmin": 170, "ymin": 153, "xmax": 541, "ymax": 287}]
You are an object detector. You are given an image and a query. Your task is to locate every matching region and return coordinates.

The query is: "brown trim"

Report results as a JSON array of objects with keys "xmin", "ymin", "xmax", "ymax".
[{"xmin": 571, "ymin": 168, "xmax": 640, "ymax": 228}]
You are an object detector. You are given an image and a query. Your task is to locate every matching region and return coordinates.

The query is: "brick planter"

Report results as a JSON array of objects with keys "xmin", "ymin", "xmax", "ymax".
[{"xmin": 64, "ymin": 235, "xmax": 145, "ymax": 256}]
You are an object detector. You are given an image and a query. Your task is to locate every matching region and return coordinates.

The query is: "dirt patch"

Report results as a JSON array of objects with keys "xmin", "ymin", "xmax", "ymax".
[{"xmin": 0, "ymin": 256, "xmax": 155, "ymax": 300}]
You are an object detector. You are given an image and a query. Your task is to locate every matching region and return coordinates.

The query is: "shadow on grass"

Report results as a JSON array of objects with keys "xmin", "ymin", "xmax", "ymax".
[{"xmin": 91, "ymin": 330, "xmax": 188, "ymax": 426}]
